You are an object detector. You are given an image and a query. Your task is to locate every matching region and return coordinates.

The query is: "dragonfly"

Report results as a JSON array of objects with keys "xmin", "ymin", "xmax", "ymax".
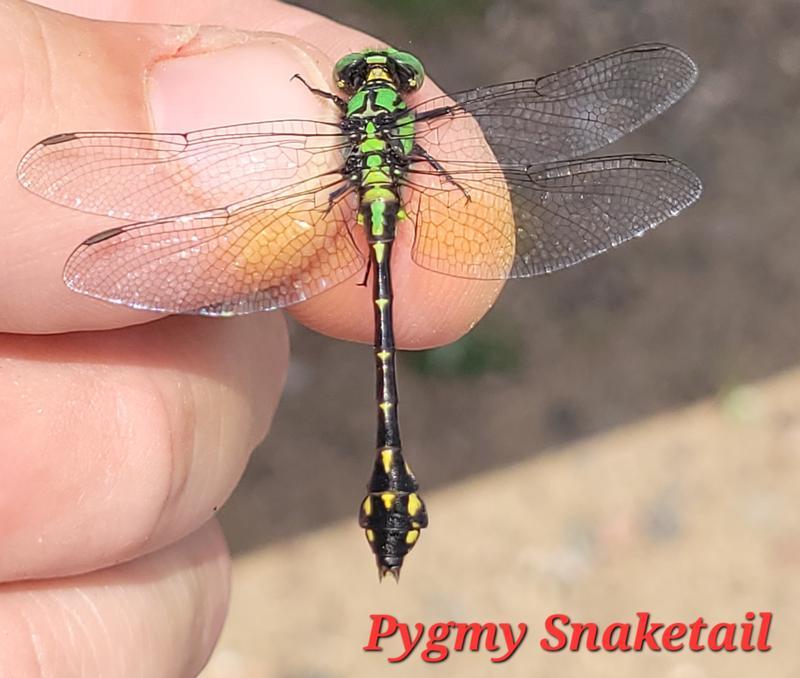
[{"xmin": 18, "ymin": 43, "xmax": 701, "ymax": 580}]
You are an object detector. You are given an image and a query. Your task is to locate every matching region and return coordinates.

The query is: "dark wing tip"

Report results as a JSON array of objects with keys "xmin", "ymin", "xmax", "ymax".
[
  {"xmin": 664, "ymin": 43, "xmax": 699, "ymax": 88},
  {"xmin": 40, "ymin": 132, "xmax": 80, "ymax": 146},
  {"xmin": 62, "ymin": 226, "xmax": 126, "ymax": 292},
  {"xmin": 17, "ymin": 133, "xmax": 80, "ymax": 186},
  {"xmin": 82, "ymin": 225, "xmax": 126, "ymax": 245},
  {"xmin": 645, "ymin": 153, "xmax": 703, "ymax": 205},
  {"xmin": 608, "ymin": 43, "xmax": 699, "ymax": 101}
]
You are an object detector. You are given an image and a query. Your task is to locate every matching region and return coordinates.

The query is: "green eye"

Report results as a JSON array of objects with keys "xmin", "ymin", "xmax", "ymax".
[
  {"xmin": 333, "ymin": 52, "xmax": 364, "ymax": 81},
  {"xmin": 388, "ymin": 49, "xmax": 425, "ymax": 89}
]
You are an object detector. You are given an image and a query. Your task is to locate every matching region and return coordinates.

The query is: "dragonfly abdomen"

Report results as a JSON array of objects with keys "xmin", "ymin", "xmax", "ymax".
[
  {"xmin": 358, "ymin": 219, "xmax": 429, "ymax": 579},
  {"xmin": 346, "ymin": 73, "xmax": 428, "ymax": 579}
]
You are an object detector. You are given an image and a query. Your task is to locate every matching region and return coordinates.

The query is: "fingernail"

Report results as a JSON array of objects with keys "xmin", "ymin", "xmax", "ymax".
[{"xmin": 146, "ymin": 28, "xmax": 334, "ymax": 133}]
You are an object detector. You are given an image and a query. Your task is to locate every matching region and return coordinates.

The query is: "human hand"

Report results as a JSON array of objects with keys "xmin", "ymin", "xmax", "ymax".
[{"xmin": 1, "ymin": 1, "xmax": 502, "ymax": 674}]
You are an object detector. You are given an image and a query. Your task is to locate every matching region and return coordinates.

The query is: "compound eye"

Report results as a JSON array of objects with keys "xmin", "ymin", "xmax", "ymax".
[
  {"xmin": 388, "ymin": 50, "xmax": 425, "ymax": 92},
  {"xmin": 401, "ymin": 66, "xmax": 423, "ymax": 91},
  {"xmin": 355, "ymin": 65, "xmax": 369, "ymax": 89},
  {"xmin": 334, "ymin": 55, "xmax": 367, "ymax": 93}
]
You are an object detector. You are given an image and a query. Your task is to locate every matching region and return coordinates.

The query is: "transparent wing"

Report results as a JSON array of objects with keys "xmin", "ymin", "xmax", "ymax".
[
  {"xmin": 406, "ymin": 154, "xmax": 702, "ymax": 279},
  {"xmin": 410, "ymin": 43, "xmax": 698, "ymax": 166},
  {"xmin": 63, "ymin": 175, "xmax": 365, "ymax": 315},
  {"xmin": 17, "ymin": 119, "xmax": 348, "ymax": 221}
]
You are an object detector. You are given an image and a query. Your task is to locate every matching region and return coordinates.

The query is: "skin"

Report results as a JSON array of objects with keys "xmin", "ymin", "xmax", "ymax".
[{"xmin": 1, "ymin": 0, "xmax": 504, "ymax": 674}]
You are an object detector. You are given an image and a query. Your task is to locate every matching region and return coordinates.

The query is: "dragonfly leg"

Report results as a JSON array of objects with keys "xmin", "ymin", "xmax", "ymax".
[
  {"xmin": 329, "ymin": 187, "xmax": 368, "ymax": 283},
  {"xmin": 325, "ymin": 182, "xmax": 355, "ymax": 215},
  {"xmin": 411, "ymin": 143, "xmax": 471, "ymax": 202},
  {"xmin": 413, "ymin": 105, "xmax": 457, "ymax": 122},
  {"xmin": 291, "ymin": 74, "xmax": 347, "ymax": 112},
  {"xmin": 357, "ymin": 257, "xmax": 372, "ymax": 287}
]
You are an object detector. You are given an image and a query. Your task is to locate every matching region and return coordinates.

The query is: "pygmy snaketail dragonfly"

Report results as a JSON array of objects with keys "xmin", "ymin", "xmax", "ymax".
[{"xmin": 18, "ymin": 43, "xmax": 702, "ymax": 580}]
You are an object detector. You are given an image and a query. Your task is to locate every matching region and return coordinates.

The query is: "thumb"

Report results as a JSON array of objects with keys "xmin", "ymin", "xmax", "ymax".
[
  {"xmin": 6, "ymin": 0, "xmax": 503, "ymax": 345},
  {"xmin": 4, "ymin": 1, "xmax": 335, "ymax": 332}
]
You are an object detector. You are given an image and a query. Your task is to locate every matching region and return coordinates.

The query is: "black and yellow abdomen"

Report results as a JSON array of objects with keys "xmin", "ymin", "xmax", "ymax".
[{"xmin": 345, "ymin": 66, "xmax": 429, "ymax": 579}]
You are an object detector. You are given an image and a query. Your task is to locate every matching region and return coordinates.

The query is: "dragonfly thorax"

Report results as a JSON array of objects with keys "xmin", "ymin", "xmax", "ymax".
[{"xmin": 340, "ymin": 74, "xmax": 416, "ymax": 207}]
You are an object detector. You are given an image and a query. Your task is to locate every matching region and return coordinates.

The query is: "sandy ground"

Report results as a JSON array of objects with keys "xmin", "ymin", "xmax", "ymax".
[
  {"xmin": 203, "ymin": 368, "xmax": 800, "ymax": 677},
  {"xmin": 202, "ymin": 1, "xmax": 799, "ymax": 675}
]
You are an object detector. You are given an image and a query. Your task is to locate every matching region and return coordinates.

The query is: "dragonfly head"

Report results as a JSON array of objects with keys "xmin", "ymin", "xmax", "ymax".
[{"xmin": 334, "ymin": 48, "xmax": 425, "ymax": 94}]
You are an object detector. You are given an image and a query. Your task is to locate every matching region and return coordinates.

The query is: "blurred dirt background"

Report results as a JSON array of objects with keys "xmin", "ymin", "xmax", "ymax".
[{"xmin": 202, "ymin": 1, "xmax": 800, "ymax": 676}]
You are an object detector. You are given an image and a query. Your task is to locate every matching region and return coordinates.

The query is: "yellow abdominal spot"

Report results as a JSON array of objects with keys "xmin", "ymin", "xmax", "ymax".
[
  {"xmin": 407, "ymin": 493, "xmax": 422, "ymax": 517},
  {"xmin": 362, "ymin": 496, "xmax": 372, "ymax": 516},
  {"xmin": 381, "ymin": 449, "xmax": 393, "ymax": 473},
  {"xmin": 366, "ymin": 529, "xmax": 375, "ymax": 542},
  {"xmin": 405, "ymin": 530, "xmax": 419, "ymax": 545},
  {"xmin": 381, "ymin": 492, "xmax": 395, "ymax": 509}
]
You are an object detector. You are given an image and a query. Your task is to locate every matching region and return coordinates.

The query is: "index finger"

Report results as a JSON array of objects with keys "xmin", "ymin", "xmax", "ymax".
[{"xmin": 5, "ymin": 0, "xmax": 504, "ymax": 345}]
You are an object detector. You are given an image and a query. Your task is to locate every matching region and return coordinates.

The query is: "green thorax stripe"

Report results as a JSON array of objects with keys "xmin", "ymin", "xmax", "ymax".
[
  {"xmin": 346, "ymin": 80, "xmax": 412, "ymax": 240},
  {"xmin": 345, "ymin": 83, "xmax": 406, "ymax": 118}
]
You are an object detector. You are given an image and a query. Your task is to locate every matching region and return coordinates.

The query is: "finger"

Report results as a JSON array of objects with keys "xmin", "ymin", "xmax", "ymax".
[
  {"xmin": 30, "ymin": 0, "xmax": 390, "ymax": 65},
  {"xmin": 0, "ymin": 521, "xmax": 229, "ymax": 678},
  {"xmin": 5, "ymin": 2, "xmax": 325, "ymax": 333},
  {"xmin": 8, "ymin": 1, "xmax": 505, "ymax": 346},
  {"xmin": 0, "ymin": 313, "xmax": 287, "ymax": 581}
]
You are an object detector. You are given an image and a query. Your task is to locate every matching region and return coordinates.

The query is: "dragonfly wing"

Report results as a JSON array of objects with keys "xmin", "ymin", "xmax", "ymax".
[
  {"xmin": 406, "ymin": 154, "xmax": 702, "ymax": 280},
  {"xmin": 411, "ymin": 44, "xmax": 698, "ymax": 166},
  {"xmin": 18, "ymin": 119, "xmax": 348, "ymax": 221},
  {"xmin": 64, "ymin": 177, "xmax": 365, "ymax": 315}
]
